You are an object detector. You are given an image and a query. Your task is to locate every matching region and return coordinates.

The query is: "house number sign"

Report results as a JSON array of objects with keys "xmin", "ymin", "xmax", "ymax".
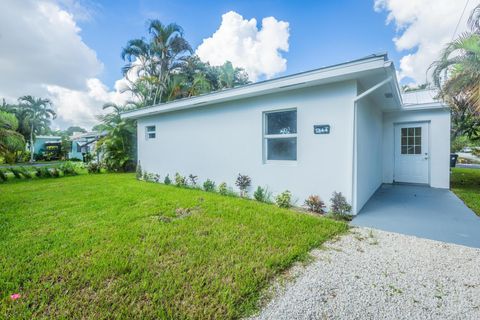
[{"xmin": 314, "ymin": 125, "xmax": 330, "ymax": 134}]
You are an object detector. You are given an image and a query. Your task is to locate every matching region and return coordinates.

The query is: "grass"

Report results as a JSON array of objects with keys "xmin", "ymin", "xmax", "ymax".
[
  {"xmin": 451, "ymin": 168, "xmax": 480, "ymax": 216},
  {"xmin": 0, "ymin": 174, "xmax": 347, "ymax": 319}
]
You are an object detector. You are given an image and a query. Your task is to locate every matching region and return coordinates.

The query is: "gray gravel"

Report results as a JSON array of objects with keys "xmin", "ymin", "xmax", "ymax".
[{"xmin": 250, "ymin": 228, "xmax": 480, "ymax": 320}]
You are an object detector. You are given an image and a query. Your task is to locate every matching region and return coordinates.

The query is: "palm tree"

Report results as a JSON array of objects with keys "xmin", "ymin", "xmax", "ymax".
[
  {"xmin": 0, "ymin": 111, "xmax": 25, "ymax": 163},
  {"xmin": 97, "ymin": 103, "xmax": 136, "ymax": 171},
  {"xmin": 17, "ymin": 96, "xmax": 56, "ymax": 162},
  {"xmin": 431, "ymin": 4, "xmax": 480, "ymax": 113},
  {"xmin": 148, "ymin": 20, "xmax": 192, "ymax": 104}
]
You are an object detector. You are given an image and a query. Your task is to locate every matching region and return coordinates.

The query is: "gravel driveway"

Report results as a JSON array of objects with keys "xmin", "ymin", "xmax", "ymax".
[{"xmin": 250, "ymin": 228, "xmax": 480, "ymax": 320}]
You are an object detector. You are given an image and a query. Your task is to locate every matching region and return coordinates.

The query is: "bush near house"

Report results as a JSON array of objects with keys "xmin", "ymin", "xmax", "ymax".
[{"xmin": 0, "ymin": 174, "xmax": 347, "ymax": 319}]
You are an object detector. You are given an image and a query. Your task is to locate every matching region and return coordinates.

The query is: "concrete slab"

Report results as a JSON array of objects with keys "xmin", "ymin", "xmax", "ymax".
[{"xmin": 353, "ymin": 184, "xmax": 480, "ymax": 248}]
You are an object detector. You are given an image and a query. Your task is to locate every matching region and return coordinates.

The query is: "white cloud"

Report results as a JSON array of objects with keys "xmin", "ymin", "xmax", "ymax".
[
  {"xmin": 196, "ymin": 11, "xmax": 290, "ymax": 81},
  {"xmin": 374, "ymin": 0, "xmax": 479, "ymax": 84},
  {"xmin": 0, "ymin": 0, "xmax": 130, "ymax": 129},
  {"xmin": 46, "ymin": 78, "xmax": 132, "ymax": 129}
]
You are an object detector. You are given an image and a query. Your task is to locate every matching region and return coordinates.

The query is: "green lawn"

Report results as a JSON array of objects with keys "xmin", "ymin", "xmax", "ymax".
[
  {"xmin": 451, "ymin": 168, "xmax": 480, "ymax": 216},
  {"xmin": 0, "ymin": 174, "xmax": 347, "ymax": 319}
]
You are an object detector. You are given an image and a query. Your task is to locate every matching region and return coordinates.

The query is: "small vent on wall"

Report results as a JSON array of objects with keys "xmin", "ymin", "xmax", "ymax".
[{"xmin": 385, "ymin": 92, "xmax": 393, "ymax": 98}]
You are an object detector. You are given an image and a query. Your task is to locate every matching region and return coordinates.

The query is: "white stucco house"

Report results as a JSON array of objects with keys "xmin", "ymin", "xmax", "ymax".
[{"xmin": 122, "ymin": 54, "xmax": 450, "ymax": 214}]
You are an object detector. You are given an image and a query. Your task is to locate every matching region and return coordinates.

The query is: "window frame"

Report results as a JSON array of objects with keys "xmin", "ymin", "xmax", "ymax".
[
  {"xmin": 145, "ymin": 125, "xmax": 156, "ymax": 140},
  {"xmin": 400, "ymin": 126, "xmax": 422, "ymax": 155},
  {"xmin": 262, "ymin": 108, "xmax": 298, "ymax": 164}
]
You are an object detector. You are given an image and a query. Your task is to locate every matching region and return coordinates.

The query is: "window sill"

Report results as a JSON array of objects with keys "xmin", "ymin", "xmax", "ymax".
[{"xmin": 263, "ymin": 160, "xmax": 298, "ymax": 166}]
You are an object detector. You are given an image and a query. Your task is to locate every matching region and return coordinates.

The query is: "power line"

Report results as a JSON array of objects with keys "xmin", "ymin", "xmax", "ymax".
[{"xmin": 451, "ymin": 0, "xmax": 471, "ymax": 41}]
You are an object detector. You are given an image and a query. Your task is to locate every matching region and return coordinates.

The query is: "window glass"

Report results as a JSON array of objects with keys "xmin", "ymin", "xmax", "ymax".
[
  {"xmin": 401, "ymin": 126, "xmax": 421, "ymax": 155},
  {"xmin": 146, "ymin": 126, "xmax": 156, "ymax": 140},
  {"xmin": 266, "ymin": 110, "xmax": 297, "ymax": 135},
  {"xmin": 267, "ymin": 138, "xmax": 297, "ymax": 161}
]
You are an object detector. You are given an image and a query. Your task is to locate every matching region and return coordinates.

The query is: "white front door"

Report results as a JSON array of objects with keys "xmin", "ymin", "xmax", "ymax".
[{"xmin": 394, "ymin": 122, "xmax": 429, "ymax": 184}]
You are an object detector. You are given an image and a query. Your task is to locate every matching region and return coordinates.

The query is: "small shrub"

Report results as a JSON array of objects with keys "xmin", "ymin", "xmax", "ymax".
[
  {"xmin": 188, "ymin": 174, "xmax": 198, "ymax": 186},
  {"xmin": 254, "ymin": 186, "xmax": 271, "ymax": 203},
  {"xmin": 327, "ymin": 212, "xmax": 354, "ymax": 222},
  {"xmin": 0, "ymin": 169, "xmax": 7, "ymax": 182},
  {"xmin": 18, "ymin": 167, "xmax": 33, "ymax": 179},
  {"xmin": 9, "ymin": 167, "xmax": 22, "ymax": 179},
  {"xmin": 203, "ymin": 179, "xmax": 216, "ymax": 192},
  {"xmin": 275, "ymin": 190, "xmax": 292, "ymax": 208},
  {"xmin": 174, "ymin": 172, "xmax": 187, "ymax": 187},
  {"xmin": 235, "ymin": 174, "xmax": 252, "ymax": 197},
  {"xmin": 87, "ymin": 162, "xmax": 101, "ymax": 174},
  {"xmin": 218, "ymin": 182, "xmax": 228, "ymax": 195},
  {"xmin": 330, "ymin": 191, "xmax": 352, "ymax": 215},
  {"xmin": 304, "ymin": 195, "xmax": 326, "ymax": 214},
  {"xmin": 50, "ymin": 167, "xmax": 60, "ymax": 178},
  {"xmin": 59, "ymin": 162, "xmax": 78, "ymax": 176},
  {"xmin": 35, "ymin": 167, "xmax": 50, "ymax": 178},
  {"xmin": 164, "ymin": 174, "xmax": 171, "ymax": 185},
  {"xmin": 69, "ymin": 157, "xmax": 82, "ymax": 162},
  {"xmin": 136, "ymin": 162, "xmax": 142, "ymax": 180}
]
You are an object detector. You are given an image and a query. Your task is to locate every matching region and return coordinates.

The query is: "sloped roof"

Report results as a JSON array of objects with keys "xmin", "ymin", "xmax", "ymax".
[{"xmin": 122, "ymin": 53, "xmax": 403, "ymax": 119}]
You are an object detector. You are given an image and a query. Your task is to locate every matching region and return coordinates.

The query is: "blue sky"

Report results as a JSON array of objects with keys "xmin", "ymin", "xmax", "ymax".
[{"xmin": 78, "ymin": 0, "xmax": 401, "ymax": 88}]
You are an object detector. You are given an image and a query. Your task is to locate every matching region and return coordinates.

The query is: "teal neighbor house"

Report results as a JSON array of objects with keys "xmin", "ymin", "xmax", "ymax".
[
  {"xmin": 32, "ymin": 135, "xmax": 62, "ymax": 160},
  {"xmin": 68, "ymin": 131, "xmax": 105, "ymax": 161}
]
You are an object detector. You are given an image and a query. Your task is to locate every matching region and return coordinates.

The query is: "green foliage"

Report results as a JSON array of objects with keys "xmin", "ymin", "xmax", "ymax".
[
  {"xmin": 16, "ymin": 96, "xmax": 56, "ymax": 162},
  {"xmin": 330, "ymin": 191, "xmax": 352, "ymax": 215},
  {"xmin": 97, "ymin": 103, "xmax": 136, "ymax": 172},
  {"xmin": 188, "ymin": 174, "xmax": 198, "ymax": 186},
  {"xmin": 17, "ymin": 166, "xmax": 33, "ymax": 179},
  {"xmin": 50, "ymin": 167, "xmax": 60, "ymax": 178},
  {"xmin": 34, "ymin": 167, "xmax": 50, "ymax": 178},
  {"xmin": 58, "ymin": 162, "xmax": 79, "ymax": 176},
  {"xmin": 164, "ymin": 174, "xmax": 171, "ymax": 185},
  {"xmin": 253, "ymin": 186, "xmax": 271, "ymax": 203},
  {"xmin": 203, "ymin": 179, "xmax": 216, "ymax": 192},
  {"xmin": 9, "ymin": 167, "xmax": 22, "ymax": 179},
  {"xmin": 0, "ymin": 110, "xmax": 25, "ymax": 162},
  {"xmin": 218, "ymin": 182, "xmax": 228, "ymax": 195},
  {"xmin": 121, "ymin": 21, "xmax": 250, "ymax": 106},
  {"xmin": 0, "ymin": 169, "xmax": 7, "ymax": 182},
  {"xmin": 451, "ymin": 135, "xmax": 471, "ymax": 152},
  {"xmin": 174, "ymin": 172, "xmax": 187, "ymax": 187},
  {"xmin": 275, "ymin": 190, "xmax": 292, "ymax": 208},
  {"xmin": 87, "ymin": 162, "xmax": 102, "ymax": 174},
  {"xmin": 430, "ymin": 5, "xmax": 480, "ymax": 134},
  {"xmin": 304, "ymin": 195, "xmax": 326, "ymax": 214},
  {"xmin": 0, "ymin": 173, "xmax": 347, "ymax": 319},
  {"xmin": 235, "ymin": 173, "xmax": 251, "ymax": 197}
]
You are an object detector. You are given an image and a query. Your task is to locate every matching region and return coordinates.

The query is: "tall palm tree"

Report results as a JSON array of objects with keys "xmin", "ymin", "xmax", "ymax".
[
  {"xmin": 121, "ymin": 21, "xmax": 192, "ymax": 106},
  {"xmin": 18, "ymin": 96, "xmax": 56, "ymax": 162},
  {"xmin": 148, "ymin": 20, "xmax": 192, "ymax": 104},
  {"xmin": 431, "ymin": 4, "xmax": 480, "ymax": 113},
  {"xmin": 0, "ymin": 111, "xmax": 25, "ymax": 162}
]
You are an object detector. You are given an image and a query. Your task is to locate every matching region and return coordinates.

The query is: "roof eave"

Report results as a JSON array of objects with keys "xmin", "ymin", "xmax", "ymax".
[{"xmin": 122, "ymin": 54, "xmax": 390, "ymax": 120}]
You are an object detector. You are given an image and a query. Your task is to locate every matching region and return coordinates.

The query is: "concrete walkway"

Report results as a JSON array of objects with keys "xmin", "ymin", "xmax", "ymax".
[{"xmin": 353, "ymin": 184, "xmax": 480, "ymax": 248}]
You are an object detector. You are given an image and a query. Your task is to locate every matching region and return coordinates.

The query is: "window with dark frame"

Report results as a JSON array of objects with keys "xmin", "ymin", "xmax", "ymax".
[
  {"xmin": 145, "ymin": 125, "xmax": 156, "ymax": 140},
  {"xmin": 401, "ymin": 127, "xmax": 421, "ymax": 155},
  {"xmin": 264, "ymin": 109, "xmax": 297, "ymax": 161}
]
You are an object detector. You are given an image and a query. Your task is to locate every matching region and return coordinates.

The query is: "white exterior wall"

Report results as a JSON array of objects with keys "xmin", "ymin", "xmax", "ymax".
[
  {"xmin": 382, "ymin": 108, "xmax": 451, "ymax": 188},
  {"xmin": 137, "ymin": 81, "xmax": 357, "ymax": 207},
  {"xmin": 355, "ymin": 96, "xmax": 384, "ymax": 213}
]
